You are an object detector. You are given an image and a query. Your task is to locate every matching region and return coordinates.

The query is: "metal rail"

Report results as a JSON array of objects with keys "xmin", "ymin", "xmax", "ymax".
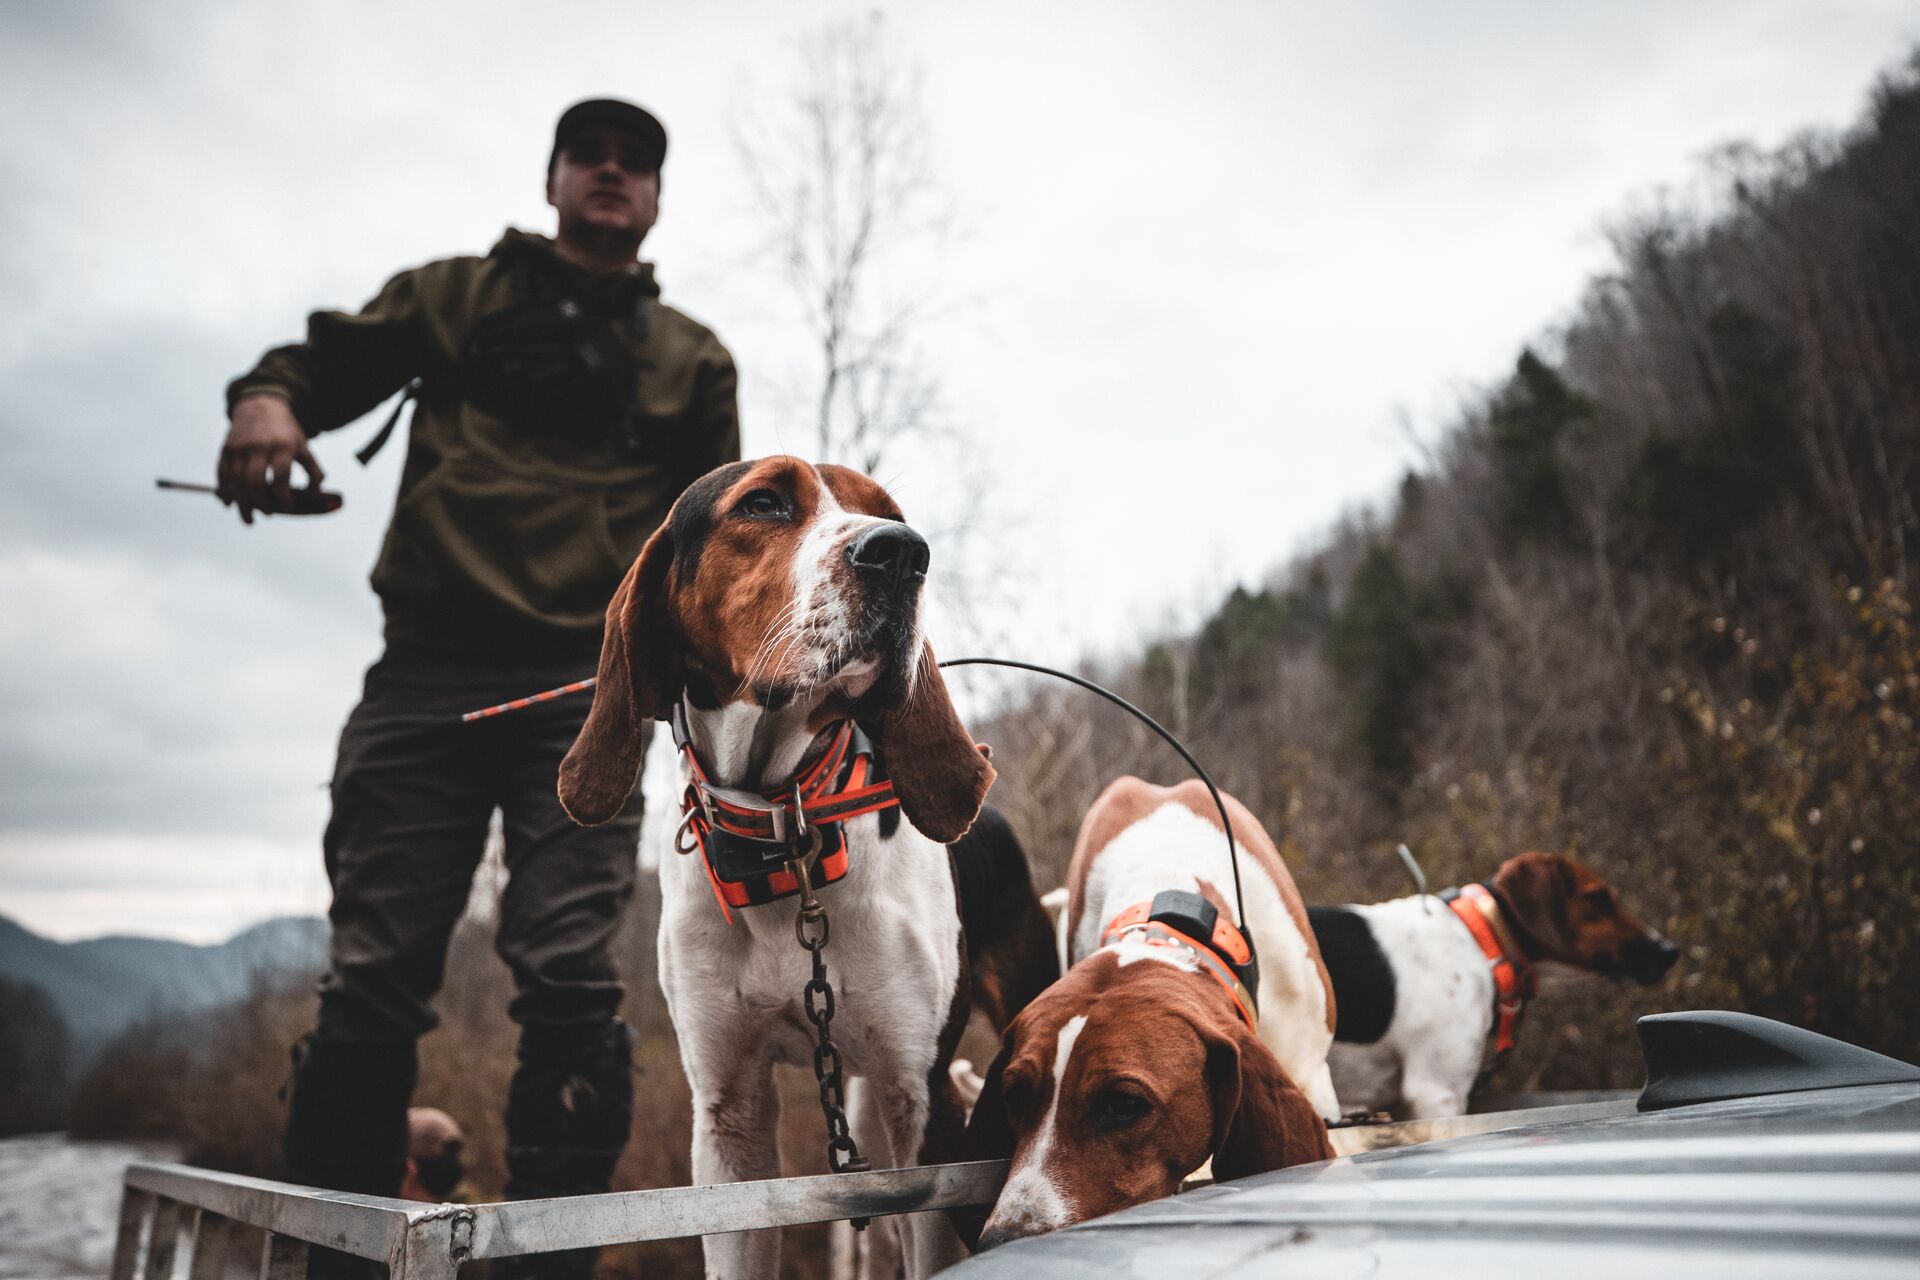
[
  {"xmin": 112, "ymin": 1158, "xmax": 1008, "ymax": 1280},
  {"xmin": 109, "ymin": 1098, "xmax": 1643, "ymax": 1277}
]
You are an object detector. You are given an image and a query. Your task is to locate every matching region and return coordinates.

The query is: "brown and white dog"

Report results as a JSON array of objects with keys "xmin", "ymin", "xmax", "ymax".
[
  {"xmin": 558, "ymin": 456, "xmax": 1047, "ymax": 1279},
  {"xmin": 1310, "ymin": 851, "xmax": 1679, "ymax": 1119},
  {"xmin": 962, "ymin": 777, "xmax": 1338, "ymax": 1248}
]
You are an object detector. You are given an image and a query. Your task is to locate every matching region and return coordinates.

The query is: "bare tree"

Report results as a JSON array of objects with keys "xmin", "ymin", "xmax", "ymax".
[
  {"xmin": 732, "ymin": 15, "xmax": 1030, "ymax": 668},
  {"xmin": 734, "ymin": 14, "xmax": 956, "ymax": 474}
]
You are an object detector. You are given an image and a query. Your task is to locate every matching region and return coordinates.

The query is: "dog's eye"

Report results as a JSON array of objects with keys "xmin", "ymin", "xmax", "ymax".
[
  {"xmin": 735, "ymin": 488, "xmax": 790, "ymax": 520},
  {"xmin": 1583, "ymin": 888, "xmax": 1614, "ymax": 911},
  {"xmin": 1091, "ymin": 1087, "xmax": 1152, "ymax": 1133}
]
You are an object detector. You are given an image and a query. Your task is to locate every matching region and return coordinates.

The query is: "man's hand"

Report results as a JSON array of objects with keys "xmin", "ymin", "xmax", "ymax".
[{"xmin": 218, "ymin": 394, "xmax": 325, "ymax": 525}]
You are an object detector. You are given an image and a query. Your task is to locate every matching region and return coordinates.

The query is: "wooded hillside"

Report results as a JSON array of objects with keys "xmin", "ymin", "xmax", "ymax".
[{"xmin": 980, "ymin": 52, "xmax": 1920, "ymax": 1088}]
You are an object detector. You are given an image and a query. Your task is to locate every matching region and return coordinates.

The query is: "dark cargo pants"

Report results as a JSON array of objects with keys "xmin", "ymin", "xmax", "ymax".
[{"xmin": 283, "ymin": 647, "xmax": 645, "ymax": 1204}]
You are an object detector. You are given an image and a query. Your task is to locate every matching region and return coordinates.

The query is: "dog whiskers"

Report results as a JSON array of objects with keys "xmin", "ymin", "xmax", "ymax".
[{"xmin": 737, "ymin": 599, "xmax": 808, "ymax": 699}]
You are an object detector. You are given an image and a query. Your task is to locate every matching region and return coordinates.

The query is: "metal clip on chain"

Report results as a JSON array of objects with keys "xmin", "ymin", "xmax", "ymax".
[{"xmin": 789, "ymin": 848, "xmax": 872, "ymax": 1190}]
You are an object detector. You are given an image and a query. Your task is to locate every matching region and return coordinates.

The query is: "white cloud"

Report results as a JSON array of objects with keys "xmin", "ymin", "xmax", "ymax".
[
  {"xmin": 0, "ymin": 832, "xmax": 328, "ymax": 944},
  {"xmin": 0, "ymin": 0, "xmax": 1913, "ymax": 938},
  {"xmin": 0, "ymin": 549, "xmax": 365, "ymax": 840}
]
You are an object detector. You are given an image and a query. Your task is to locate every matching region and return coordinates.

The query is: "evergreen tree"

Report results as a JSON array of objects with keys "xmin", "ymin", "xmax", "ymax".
[
  {"xmin": 1488, "ymin": 349, "xmax": 1591, "ymax": 547},
  {"xmin": 1326, "ymin": 544, "xmax": 1429, "ymax": 777}
]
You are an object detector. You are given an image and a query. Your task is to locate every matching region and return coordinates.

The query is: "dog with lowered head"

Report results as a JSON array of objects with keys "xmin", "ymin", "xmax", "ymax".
[{"xmin": 961, "ymin": 777, "xmax": 1337, "ymax": 1249}]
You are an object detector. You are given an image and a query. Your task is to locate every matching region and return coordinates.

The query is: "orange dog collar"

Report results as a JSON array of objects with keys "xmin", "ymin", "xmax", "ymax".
[
  {"xmin": 671, "ymin": 702, "xmax": 900, "ymax": 923},
  {"xmin": 1444, "ymin": 882, "xmax": 1536, "ymax": 1054},
  {"xmin": 1102, "ymin": 896, "xmax": 1260, "ymax": 1032}
]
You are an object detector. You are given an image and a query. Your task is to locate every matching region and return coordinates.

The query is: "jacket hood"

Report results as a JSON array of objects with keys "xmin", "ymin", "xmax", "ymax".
[{"xmin": 491, "ymin": 228, "xmax": 660, "ymax": 297}]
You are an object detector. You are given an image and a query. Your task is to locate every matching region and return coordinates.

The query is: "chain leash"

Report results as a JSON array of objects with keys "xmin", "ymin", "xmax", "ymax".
[{"xmin": 789, "ymin": 844, "xmax": 872, "ymax": 1193}]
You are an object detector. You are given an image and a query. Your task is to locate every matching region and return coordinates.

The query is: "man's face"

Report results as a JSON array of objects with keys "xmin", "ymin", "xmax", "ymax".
[{"xmin": 547, "ymin": 124, "xmax": 660, "ymax": 243}]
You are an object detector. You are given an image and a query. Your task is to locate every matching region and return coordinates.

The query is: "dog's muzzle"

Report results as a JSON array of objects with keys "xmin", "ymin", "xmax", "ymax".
[
  {"xmin": 846, "ymin": 523, "xmax": 929, "ymax": 600},
  {"xmin": 1622, "ymin": 934, "xmax": 1681, "ymax": 984}
]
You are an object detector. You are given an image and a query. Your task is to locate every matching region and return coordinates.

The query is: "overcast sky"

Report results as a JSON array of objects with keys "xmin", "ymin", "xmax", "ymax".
[{"xmin": 2, "ymin": 0, "xmax": 1913, "ymax": 943}]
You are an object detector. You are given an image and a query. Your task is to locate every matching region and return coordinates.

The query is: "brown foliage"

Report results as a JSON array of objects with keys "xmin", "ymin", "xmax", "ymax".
[
  {"xmin": 1652, "ymin": 579, "xmax": 1920, "ymax": 1059},
  {"xmin": 978, "ymin": 52, "xmax": 1920, "ymax": 1091}
]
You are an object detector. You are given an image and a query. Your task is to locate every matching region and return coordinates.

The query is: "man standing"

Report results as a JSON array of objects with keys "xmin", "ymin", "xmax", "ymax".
[{"xmin": 217, "ymin": 98, "xmax": 737, "ymax": 1261}]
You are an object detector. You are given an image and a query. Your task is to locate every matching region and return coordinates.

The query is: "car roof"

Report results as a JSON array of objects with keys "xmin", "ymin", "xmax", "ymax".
[{"xmin": 946, "ymin": 1015, "xmax": 1920, "ymax": 1278}]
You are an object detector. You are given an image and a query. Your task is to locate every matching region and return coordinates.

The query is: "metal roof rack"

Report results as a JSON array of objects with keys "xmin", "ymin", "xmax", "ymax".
[{"xmin": 110, "ymin": 1158, "xmax": 1007, "ymax": 1280}]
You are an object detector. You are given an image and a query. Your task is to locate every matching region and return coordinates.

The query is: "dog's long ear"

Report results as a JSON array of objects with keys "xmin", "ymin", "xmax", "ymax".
[
  {"xmin": 558, "ymin": 524, "xmax": 679, "ymax": 825},
  {"xmin": 1203, "ymin": 1024, "xmax": 1334, "ymax": 1182},
  {"xmin": 952, "ymin": 1032, "xmax": 1018, "ymax": 1249},
  {"xmin": 962, "ymin": 1032, "xmax": 1017, "ymax": 1161},
  {"xmin": 1491, "ymin": 851, "xmax": 1575, "ymax": 957},
  {"xmin": 866, "ymin": 642, "xmax": 994, "ymax": 843}
]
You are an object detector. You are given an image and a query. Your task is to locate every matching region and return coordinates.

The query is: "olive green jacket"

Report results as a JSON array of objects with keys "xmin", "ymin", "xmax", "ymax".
[{"xmin": 229, "ymin": 229, "xmax": 740, "ymax": 660}]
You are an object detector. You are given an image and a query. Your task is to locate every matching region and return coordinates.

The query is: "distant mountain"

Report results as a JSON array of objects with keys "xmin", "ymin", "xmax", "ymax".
[{"xmin": 0, "ymin": 915, "xmax": 328, "ymax": 1061}]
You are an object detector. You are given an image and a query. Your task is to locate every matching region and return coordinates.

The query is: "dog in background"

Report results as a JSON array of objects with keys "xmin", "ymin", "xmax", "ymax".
[
  {"xmin": 1310, "ymin": 850, "xmax": 1679, "ymax": 1119},
  {"xmin": 962, "ymin": 777, "xmax": 1337, "ymax": 1248}
]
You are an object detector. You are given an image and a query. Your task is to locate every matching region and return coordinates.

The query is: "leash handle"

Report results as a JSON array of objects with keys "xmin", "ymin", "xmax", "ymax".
[
  {"xmin": 461, "ymin": 677, "xmax": 597, "ymax": 722},
  {"xmin": 937, "ymin": 656, "xmax": 1249, "ymax": 935}
]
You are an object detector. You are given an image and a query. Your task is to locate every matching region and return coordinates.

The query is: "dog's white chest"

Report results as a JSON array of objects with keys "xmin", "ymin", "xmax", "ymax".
[{"xmin": 658, "ymin": 811, "xmax": 964, "ymax": 1076}]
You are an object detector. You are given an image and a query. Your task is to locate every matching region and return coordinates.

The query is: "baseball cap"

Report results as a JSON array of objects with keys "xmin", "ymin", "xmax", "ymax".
[{"xmin": 549, "ymin": 98, "xmax": 668, "ymax": 173}]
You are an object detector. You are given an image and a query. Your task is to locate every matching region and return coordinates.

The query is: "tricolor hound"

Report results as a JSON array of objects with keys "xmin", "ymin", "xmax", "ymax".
[
  {"xmin": 963, "ymin": 777, "xmax": 1337, "ymax": 1248},
  {"xmin": 557, "ymin": 456, "xmax": 1052, "ymax": 1279},
  {"xmin": 1310, "ymin": 851, "xmax": 1679, "ymax": 1120}
]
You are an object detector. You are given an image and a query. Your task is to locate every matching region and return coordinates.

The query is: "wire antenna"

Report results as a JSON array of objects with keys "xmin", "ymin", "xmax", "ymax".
[
  {"xmin": 1396, "ymin": 842, "xmax": 1433, "ymax": 914},
  {"xmin": 937, "ymin": 656, "xmax": 1247, "ymax": 932}
]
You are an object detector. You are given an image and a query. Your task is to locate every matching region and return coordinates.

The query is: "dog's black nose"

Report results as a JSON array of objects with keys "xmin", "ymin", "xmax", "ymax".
[
  {"xmin": 846, "ymin": 523, "xmax": 930, "ymax": 594},
  {"xmin": 1624, "ymin": 934, "xmax": 1680, "ymax": 984}
]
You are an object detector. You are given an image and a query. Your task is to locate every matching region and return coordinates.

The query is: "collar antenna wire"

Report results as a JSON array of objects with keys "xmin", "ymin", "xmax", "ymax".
[
  {"xmin": 456, "ymin": 656, "xmax": 1252, "ymax": 931},
  {"xmin": 936, "ymin": 656, "xmax": 1248, "ymax": 935}
]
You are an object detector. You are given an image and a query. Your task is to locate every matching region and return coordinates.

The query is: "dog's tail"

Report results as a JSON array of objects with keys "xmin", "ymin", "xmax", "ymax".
[
  {"xmin": 949, "ymin": 806, "xmax": 1060, "ymax": 1031},
  {"xmin": 1040, "ymin": 886, "xmax": 1071, "ymax": 976}
]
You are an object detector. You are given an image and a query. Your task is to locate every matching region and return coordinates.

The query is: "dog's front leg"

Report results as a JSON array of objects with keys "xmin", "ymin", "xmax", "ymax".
[
  {"xmin": 1297, "ymin": 1058, "xmax": 1342, "ymax": 1122},
  {"xmin": 869, "ymin": 1056, "xmax": 970, "ymax": 1276},
  {"xmin": 687, "ymin": 1046, "xmax": 782, "ymax": 1279},
  {"xmin": 1400, "ymin": 1072, "xmax": 1471, "ymax": 1121}
]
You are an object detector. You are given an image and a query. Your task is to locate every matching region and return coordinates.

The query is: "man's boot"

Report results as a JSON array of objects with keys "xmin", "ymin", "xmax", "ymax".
[
  {"xmin": 495, "ymin": 1018, "xmax": 635, "ymax": 1280},
  {"xmin": 283, "ymin": 1032, "xmax": 417, "ymax": 1280}
]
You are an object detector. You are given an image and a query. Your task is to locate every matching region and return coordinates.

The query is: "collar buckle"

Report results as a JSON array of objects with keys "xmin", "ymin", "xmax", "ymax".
[{"xmin": 669, "ymin": 698, "xmax": 896, "ymax": 918}]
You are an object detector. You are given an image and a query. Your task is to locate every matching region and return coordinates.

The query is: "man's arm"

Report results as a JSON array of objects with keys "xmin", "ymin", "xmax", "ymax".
[
  {"xmin": 676, "ymin": 343, "xmax": 742, "ymax": 490},
  {"xmin": 218, "ymin": 267, "xmax": 433, "ymax": 524}
]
